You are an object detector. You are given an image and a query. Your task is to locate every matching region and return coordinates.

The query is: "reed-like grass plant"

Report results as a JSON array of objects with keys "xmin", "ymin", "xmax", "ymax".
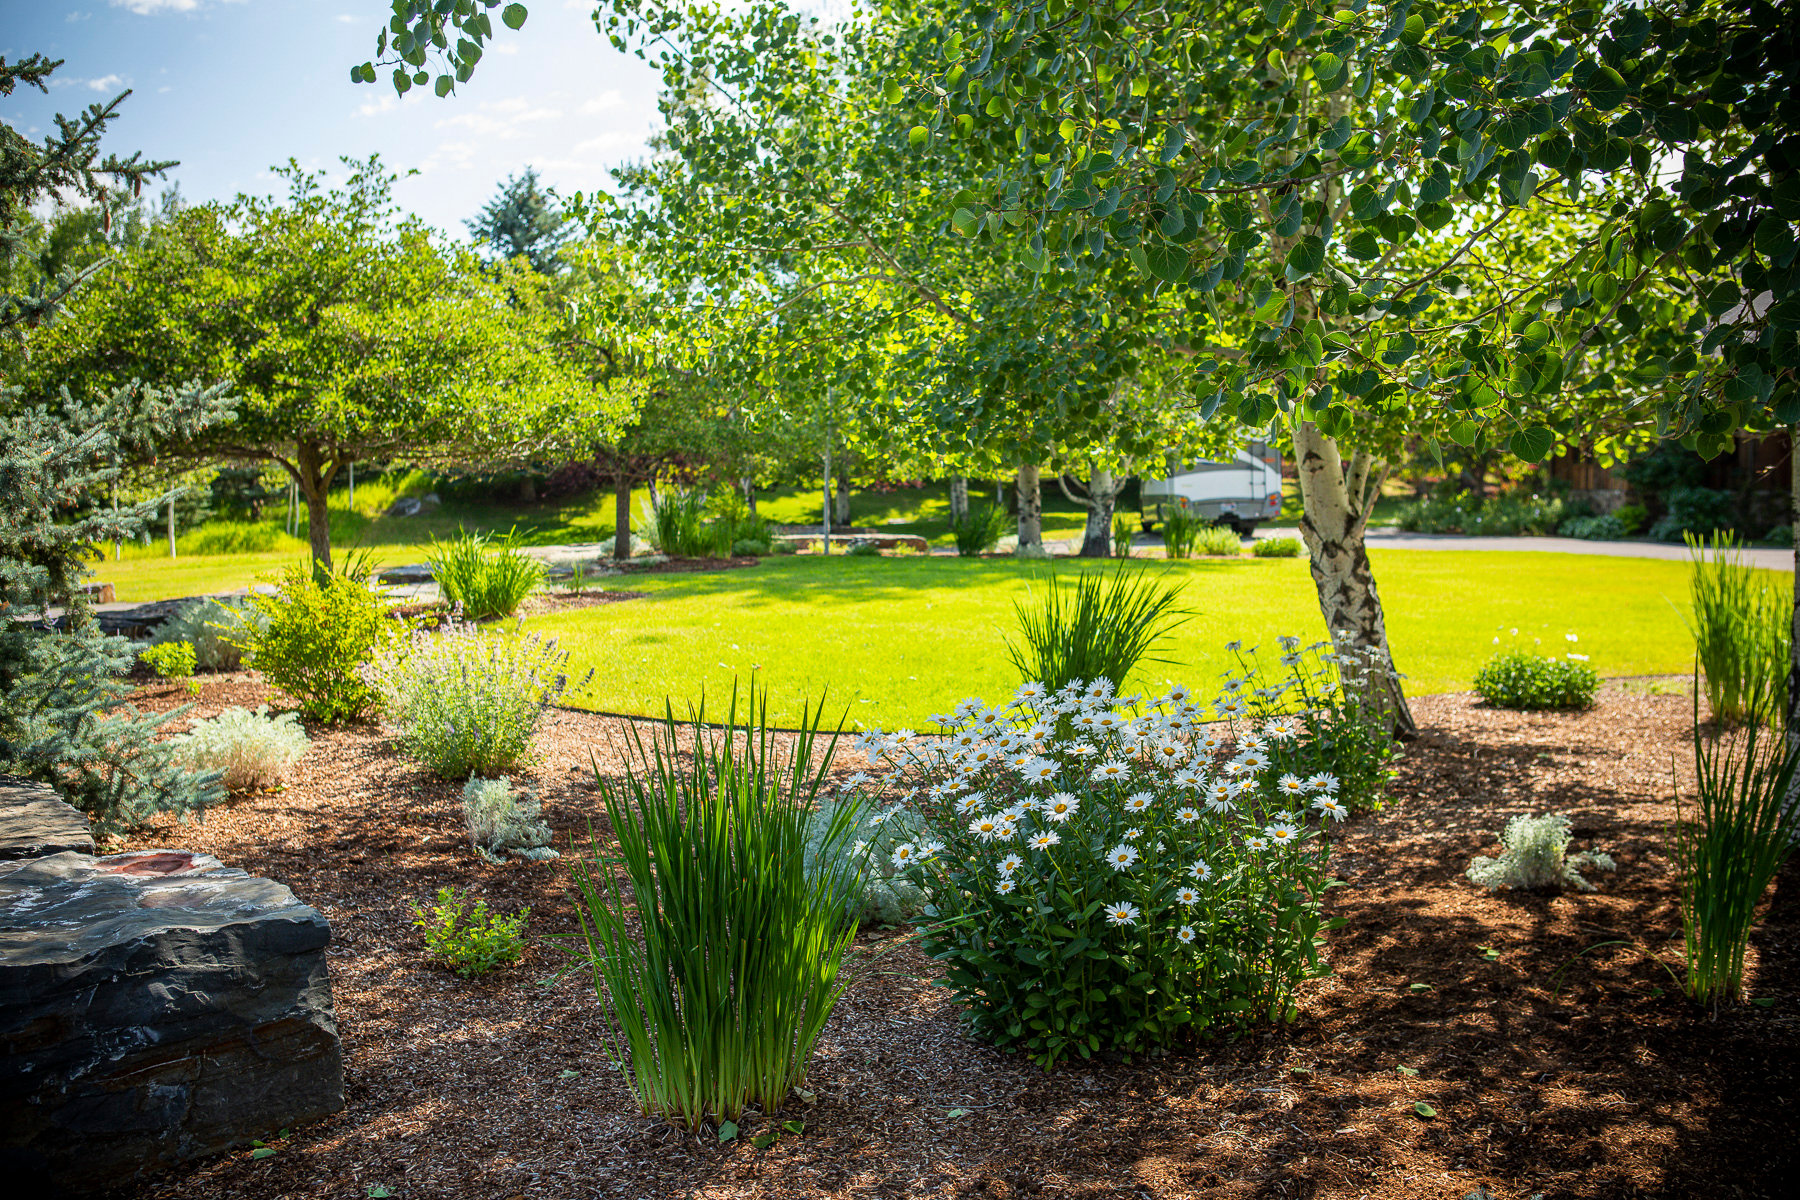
[
  {"xmin": 1677, "ymin": 672, "xmax": 1800, "ymax": 1010},
  {"xmin": 569, "ymin": 690, "xmax": 868, "ymax": 1129},
  {"xmin": 1160, "ymin": 505, "xmax": 1204, "ymax": 559},
  {"xmin": 1685, "ymin": 532, "xmax": 1789, "ymax": 726},
  {"xmin": 950, "ymin": 502, "xmax": 1011, "ymax": 557},
  {"xmin": 425, "ymin": 527, "xmax": 544, "ymax": 621},
  {"xmin": 1006, "ymin": 563, "xmax": 1189, "ymax": 694}
]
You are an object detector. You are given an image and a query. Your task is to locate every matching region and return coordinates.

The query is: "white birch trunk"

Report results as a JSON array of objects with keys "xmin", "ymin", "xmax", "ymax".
[
  {"xmin": 1015, "ymin": 464, "xmax": 1043, "ymax": 554},
  {"xmin": 1079, "ymin": 467, "xmax": 1118, "ymax": 558},
  {"xmin": 949, "ymin": 476, "xmax": 969, "ymax": 526},
  {"xmin": 1293, "ymin": 421, "xmax": 1416, "ymax": 736}
]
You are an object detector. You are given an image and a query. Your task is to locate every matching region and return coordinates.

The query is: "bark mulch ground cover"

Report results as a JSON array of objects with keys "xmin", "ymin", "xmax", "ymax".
[{"xmin": 110, "ymin": 677, "xmax": 1797, "ymax": 1200}]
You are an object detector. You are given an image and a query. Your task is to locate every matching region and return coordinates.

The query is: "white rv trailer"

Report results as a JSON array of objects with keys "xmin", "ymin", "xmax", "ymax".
[{"xmin": 1139, "ymin": 440, "xmax": 1284, "ymax": 535}]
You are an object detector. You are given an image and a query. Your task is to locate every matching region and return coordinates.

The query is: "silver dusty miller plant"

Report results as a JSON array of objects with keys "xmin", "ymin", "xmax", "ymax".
[{"xmin": 1467, "ymin": 812, "xmax": 1617, "ymax": 893}]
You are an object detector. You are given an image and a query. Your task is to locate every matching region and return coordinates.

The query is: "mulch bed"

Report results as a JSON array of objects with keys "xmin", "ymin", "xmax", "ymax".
[
  {"xmin": 523, "ymin": 590, "xmax": 651, "ymax": 615},
  {"xmin": 109, "ymin": 679, "xmax": 1797, "ymax": 1200},
  {"xmin": 614, "ymin": 555, "xmax": 763, "ymax": 574}
]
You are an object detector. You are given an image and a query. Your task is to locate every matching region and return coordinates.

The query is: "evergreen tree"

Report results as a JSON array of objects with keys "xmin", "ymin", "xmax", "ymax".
[
  {"xmin": 467, "ymin": 166, "xmax": 571, "ymax": 274},
  {"xmin": 0, "ymin": 55, "xmax": 232, "ymax": 831}
]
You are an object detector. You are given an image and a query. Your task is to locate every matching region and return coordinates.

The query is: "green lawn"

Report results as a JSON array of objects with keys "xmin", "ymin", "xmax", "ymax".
[{"xmin": 525, "ymin": 551, "xmax": 1718, "ymax": 730}]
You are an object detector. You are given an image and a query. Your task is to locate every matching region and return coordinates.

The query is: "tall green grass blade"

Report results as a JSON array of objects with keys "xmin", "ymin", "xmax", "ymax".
[{"xmin": 1005, "ymin": 562, "xmax": 1190, "ymax": 694}]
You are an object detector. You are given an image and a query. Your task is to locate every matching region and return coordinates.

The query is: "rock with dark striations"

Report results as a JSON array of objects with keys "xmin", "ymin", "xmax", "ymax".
[
  {"xmin": 0, "ymin": 776, "xmax": 93, "ymax": 861},
  {"xmin": 0, "ymin": 847, "xmax": 345, "ymax": 1194}
]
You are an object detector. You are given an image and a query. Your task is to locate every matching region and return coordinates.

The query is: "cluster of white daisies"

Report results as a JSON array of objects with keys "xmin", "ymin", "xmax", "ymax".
[{"xmin": 848, "ymin": 673, "xmax": 1345, "ymax": 931}]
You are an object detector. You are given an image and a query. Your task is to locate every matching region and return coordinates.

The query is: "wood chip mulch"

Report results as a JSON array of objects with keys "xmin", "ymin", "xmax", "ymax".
[{"xmin": 109, "ymin": 677, "xmax": 1797, "ymax": 1200}]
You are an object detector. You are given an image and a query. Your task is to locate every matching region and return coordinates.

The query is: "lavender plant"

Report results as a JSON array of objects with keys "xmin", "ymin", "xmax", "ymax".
[{"xmin": 858, "ymin": 669, "xmax": 1350, "ymax": 1068}]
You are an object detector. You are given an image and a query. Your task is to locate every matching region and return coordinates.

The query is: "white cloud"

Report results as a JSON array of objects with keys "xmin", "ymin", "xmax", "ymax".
[
  {"xmin": 335, "ymin": 14, "xmax": 358, "ymax": 24},
  {"xmin": 111, "ymin": 0, "xmax": 201, "ymax": 13},
  {"xmin": 433, "ymin": 97, "xmax": 563, "ymax": 139},
  {"xmin": 87, "ymin": 74, "xmax": 125, "ymax": 92},
  {"xmin": 579, "ymin": 91, "xmax": 622, "ymax": 115}
]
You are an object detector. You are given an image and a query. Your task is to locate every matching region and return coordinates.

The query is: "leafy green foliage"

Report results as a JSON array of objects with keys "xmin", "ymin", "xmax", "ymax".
[
  {"xmin": 425, "ymin": 527, "xmax": 545, "ymax": 621},
  {"xmin": 138, "ymin": 641, "xmax": 196, "ymax": 681},
  {"xmin": 950, "ymin": 503, "xmax": 1011, "ymax": 557},
  {"xmin": 1680, "ymin": 677, "xmax": 1800, "ymax": 1009},
  {"xmin": 1193, "ymin": 524, "xmax": 1244, "ymax": 557},
  {"xmin": 153, "ymin": 596, "xmax": 263, "ymax": 671},
  {"xmin": 1474, "ymin": 651, "xmax": 1600, "ymax": 710},
  {"xmin": 868, "ymin": 677, "xmax": 1343, "ymax": 1067},
  {"xmin": 1557, "ymin": 514, "xmax": 1626, "ymax": 541},
  {"xmin": 173, "ymin": 706, "xmax": 309, "ymax": 795},
  {"xmin": 370, "ymin": 622, "xmax": 579, "ymax": 779},
  {"xmin": 412, "ymin": 886, "xmax": 529, "ymax": 978},
  {"xmin": 1397, "ymin": 492, "xmax": 1567, "ymax": 536},
  {"xmin": 1685, "ymin": 533, "xmax": 1789, "ymax": 725},
  {"xmin": 568, "ymin": 689, "xmax": 866, "ymax": 1127},
  {"xmin": 1466, "ymin": 812, "xmax": 1616, "ymax": 893},
  {"xmin": 804, "ymin": 791, "xmax": 923, "ymax": 927},
  {"xmin": 232, "ymin": 564, "xmax": 402, "ymax": 724},
  {"xmin": 1006, "ymin": 564, "xmax": 1189, "ymax": 695},
  {"xmin": 1252, "ymin": 536, "xmax": 1303, "ymax": 558},
  {"xmin": 467, "ymin": 166, "xmax": 571, "ymax": 274}
]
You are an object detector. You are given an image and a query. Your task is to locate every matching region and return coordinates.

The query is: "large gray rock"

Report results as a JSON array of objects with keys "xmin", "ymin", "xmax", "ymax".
[
  {"xmin": 0, "ymin": 848, "xmax": 344, "ymax": 1193},
  {"xmin": 0, "ymin": 776, "xmax": 93, "ymax": 861}
]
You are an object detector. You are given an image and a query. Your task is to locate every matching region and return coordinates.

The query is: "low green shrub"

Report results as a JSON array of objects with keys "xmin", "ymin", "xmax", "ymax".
[
  {"xmin": 1251, "ymin": 536, "xmax": 1302, "ymax": 558},
  {"xmin": 412, "ymin": 886, "xmax": 529, "ymax": 977},
  {"xmin": 174, "ymin": 705, "xmax": 309, "ymax": 794},
  {"xmin": 1466, "ymin": 812, "xmax": 1616, "ymax": 892},
  {"xmin": 1397, "ymin": 491, "xmax": 1565, "ymax": 536},
  {"xmin": 462, "ymin": 776, "xmax": 558, "ymax": 863},
  {"xmin": 1557, "ymin": 514, "xmax": 1626, "ymax": 541},
  {"xmin": 950, "ymin": 503, "xmax": 1010, "ymax": 557},
  {"xmin": 231, "ymin": 563, "xmax": 403, "ymax": 724},
  {"xmin": 731, "ymin": 537, "xmax": 769, "ymax": 557},
  {"xmin": 1160, "ymin": 506, "xmax": 1204, "ymax": 559},
  {"xmin": 771, "ymin": 538, "xmax": 799, "ymax": 555},
  {"xmin": 1195, "ymin": 524, "xmax": 1244, "ymax": 556},
  {"xmin": 425, "ymin": 527, "xmax": 544, "ymax": 621},
  {"xmin": 154, "ymin": 596, "xmax": 263, "ymax": 671},
  {"xmin": 139, "ymin": 641, "xmax": 196, "ymax": 681},
  {"xmin": 1765, "ymin": 523, "xmax": 1794, "ymax": 547},
  {"xmin": 1650, "ymin": 486, "xmax": 1736, "ymax": 542},
  {"xmin": 1006, "ymin": 563, "xmax": 1189, "ymax": 694},
  {"xmin": 1612, "ymin": 503, "xmax": 1648, "ymax": 535},
  {"xmin": 846, "ymin": 541, "xmax": 881, "ymax": 557},
  {"xmin": 370, "ymin": 622, "xmax": 579, "ymax": 779},
  {"xmin": 1473, "ymin": 648, "xmax": 1599, "ymax": 710}
]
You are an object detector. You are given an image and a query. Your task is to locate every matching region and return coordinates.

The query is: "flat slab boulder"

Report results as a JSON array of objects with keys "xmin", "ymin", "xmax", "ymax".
[
  {"xmin": 0, "ymin": 776, "xmax": 94, "ymax": 861},
  {"xmin": 0, "ymin": 846, "xmax": 344, "ymax": 1193}
]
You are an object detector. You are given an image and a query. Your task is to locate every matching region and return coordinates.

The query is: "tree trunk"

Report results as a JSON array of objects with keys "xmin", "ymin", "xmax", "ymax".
[
  {"xmin": 166, "ymin": 495, "xmax": 176, "ymax": 559},
  {"xmin": 613, "ymin": 475, "xmax": 632, "ymax": 562},
  {"xmin": 1015, "ymin": 463, "xmax": 1043, "ymax": 554},
  {"xmin": 1788, "ymin": 425, "xmax": 1798, "ymax": 786},
  {"xmin": 949, "ymin": 476, "xmax": 969, "ymax": 525},
  {"xmin": 834, "ymin": 465, "xmax": 851, "ymax": 527},
  {"xmin": 294, "ymin": 442, "xmax": 335, "ymax": 575},
  {"xmin": 1293, "ymin": 421, "xmax": 1416, "ymax": 737},
  {"xmin": 822, "ymin": 447, "xmax": 832, "ymax": 555},
  {"xmin": 1079, "ymin": 466, "xmax": 1116, "ymax": 558},
  {"xmin": 742, "ymin": 475, "xmax": 757, "ymax": 518}
]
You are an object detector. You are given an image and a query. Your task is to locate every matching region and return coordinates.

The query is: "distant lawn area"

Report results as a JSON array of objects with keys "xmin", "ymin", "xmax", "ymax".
[{"xmin": 525, "ymin": 551, "xmax": 1714, "ymax": 730}]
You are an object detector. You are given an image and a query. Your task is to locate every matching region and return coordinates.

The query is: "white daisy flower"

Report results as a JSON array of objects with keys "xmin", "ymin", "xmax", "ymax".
[
  {"xmin": 1197, "ymin": 730, "xmax": 1227, "ymax": 754},
  {"xmin": 992, "ymin": 819, "xmax": 1018, "ymax": 842},
  {"xmin": 1312, "ymin": 797, "xmax": 1349, "ymax": 822},
  {"xmin": 1148, "ymin": 739, "xmax": 1186, "ymax": 765},
  {"xmin": 996, "ymin": 877, "xmax": 1017, "ymax": 895},
  {"xmin": 1265, "ymin": 822, "xmax": 1301, "ymax": 847},
  {"xmin": 950, "ymin": 730, "xmax": 981, "ymax": 751},
  {"xmin": 1016, "ymin": 681, "xmax": 1048, "ymax": 703},
  {"xmin": 1306, "ymin": 772, "xmax": 1339, "ymax": 793},
  {"xmin": 1066, "ymin": 741, "xmax": 1100, "ymax": 758},
  {"xmin": 928, "ymin": 712, "xmax": 959, "ymax": 728},
  {"xmin": 1176, "ymin": 924, "xmax": 1197, "ymax": 945},
  {"xmin": 998, "ymin": 853, "xmax": 1024, "ymax": 875},
  {"xmin": 853, "ymin": 840, "xmax": 870, "ymax": 855},
  {"xmin": 954, "ymin": 793, "xmax": 985, "ymax": 815},
  {"xmin": 1042, "ymin": 793, "xmax": 1079, "ymax": 822},
  {"xmin": 1175, "ymin": 806, "xmax": 1201, "ymax": 824},
  {"xmin": 969, "ymin": 815, "xmax": 1005, "ymax": 841},
  {"xmin": 1205, "ymin": 781, "xmax": 1238, "ymax": 814},
  {"xmin": 1164, "ymin": 683, "xmax": 1193, "ymax": 705},
  {"xmin": 1235, "ymin": 749, "xmax": 1269, "ymax": 772},
  {"xmin": 965, "ymin": 744, "xmax": 1001, "ymax": 768},
  {"xmin": 890, "ymin": 843, "xmax": 917, "ymax": 867},
  {"xmin": 1188, "ymin": 859, "xmax": 1213, "ymax": 881},
  {"xmin": 1091, "ymin": 759, "xmax": 1131, "ymax": 782},
  {"xmin": 1020, "ymin": 756, "xmax": 1060, "ymax": 783},
  {"xmin": 1277, "ymin": 773, "xmax": 1306, "ymax": 797},
  {"xmin": 1176, "ymin": 886, "xmax": 1201, "ymax": 905},
  {"xmin": 917, "ymin": 839, "xmax": 945, "ymax": 858},
  {"xmin": 1172, "ymin": 767, "xmax": 1204, "ymax": 790},
  {"xmin": 1104, "ymin": 901, "xmax": 1139, "ymax": 927},
  {"xmin": 1123, "ymin": 791, "xmax": 1153, "ymax": 813},
  {"xmin": 1124, "ymin": 826, "xmax": 1143, "ymax": 840},
  {"xmin": 1084, "ymin": 678, "xmax": 1115, "ymax": 702},
  {"xmin": 1106, "ymin": 844, "xmax": 1140, "ymax": 871},
  {"xmin": 1246, "ymin": 836, "xmax": 1270, "ymax": 852},
  {"xmin": 869, "ymin": 810, "xmax": 893, "ymax": 826},
  {"xmin": 1028, "ymin": 830, "xmax": 1060, "ymax": 851}
]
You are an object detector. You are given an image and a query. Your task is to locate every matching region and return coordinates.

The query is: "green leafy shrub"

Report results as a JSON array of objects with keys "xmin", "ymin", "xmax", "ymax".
[
  {"xmin": 1006, "ymin": 563, "xmax": 1189, "ymax": 694},
  {"xmin": 950, "ymin": 503, "xmax": 1010, "ymax": 557},
  {"xmin": 1195, "ymin": 523, "xmax": 1244, "ymax": 556},
  {"xmin": 139, "ymin": 640, "xmax": 197, "ymax": 681},
  {"xmin": 369, "ymin": 621, "xmax": 579, "ymax": 779},
  {"xmin": 731, "ymin": 537, "xmax": 769, "ymax": 557},
  {"xmin": 232, "ymin": 564, "xmax": 403, "ymax": 724},
  {"xmin": 870, "ymin": 674, "xmax": 1345, "ymax": 1067},
  {"xmin": 462, "ymin": 776, "xmax": 558, "ymax": 863},
  {"xmin": 1612, "ymin": 504, "xmax": 1648, "ymax": 535},
  {"xmin": 1680, "ymin": 677, "xmax": 1800, "ymax": 1008},
  {"xmin": 771, "ymin": 538, "xmax": 798, "ymax": 555},
  {"xmin": 1651, "ymin": 486, "xmax": 1736, "ymax": 542},
  {"xmin": 1686, "ymin": 532, "xmax": 1788, "ymax": 726},
  {"xmin": 1473, "ymin": 649, "xmax": 1599, "ymax": 710},
  {"xmin": 1466, "ymin": 812, "xmax": 1616, "ymax": 892},
  {"xmin": 570, "ymin": 690, "xmax": 867, "ymax": 1128},
  {"xmin": 174, "ymin": 705, "xmax": 309, "ymax": 794},
  {"xmin": 412, "ymin": 886, "xmax": 529, "ymax": 977},
  {"xmin": 846, "ymin": 541, "xmax": 881, "ymax": 557},
  {"xmin": 425, "ymin": 527, "xmax": 544, "ymax": 621},
  {"xmin": 1251, "ymin": 536, "xmax": 1302, "ymax": 558},
  {"xmin": 1765, "ymin": 523, "xmax": 1793, "ymax": 547},
  {"xmin": 805, "ymin": 789, "xmax": 923, "ymax": 926},
  {"xmin": 154, "ymin": 596, "xmax": 263, "ymax": 671},
  {"xmin": 1557, "ymin": 514, "xmax": 1626, "ymax": 540},
  {"xmin": 1397, "ymin": 491, "xmax": 1565, "ymax": 535},
  {"xmin": 1160, "ymin": 505, "xmax": 1204, "ymax": 559}
]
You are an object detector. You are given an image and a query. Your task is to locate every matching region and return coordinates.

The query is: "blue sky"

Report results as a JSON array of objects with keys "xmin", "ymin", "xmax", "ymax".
[{"xmin": 1, "ymin": 1, "xmax": 663, "ymax": 235}]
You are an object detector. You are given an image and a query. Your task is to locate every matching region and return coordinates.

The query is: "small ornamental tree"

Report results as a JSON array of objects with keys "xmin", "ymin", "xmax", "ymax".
[{"xmin": 0, "ymin": 55, "xmax": 231, "ymax": 831}]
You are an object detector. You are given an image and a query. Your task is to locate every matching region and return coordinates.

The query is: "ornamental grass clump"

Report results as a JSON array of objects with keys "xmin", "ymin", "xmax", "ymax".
[
  {"xmin": 570, "ymin": 690, "xmax": 868, "ymax": 1129},
  {"xmin": 369, "ymin": 617, "xmax": 582, "ymax": 779},
  {"xmin": 950, "ymin": 502, "xmax": 1011, "ymax": 557},
  {"xmin": 1678, "ymin": 674, "xmax": 1800, "ymax": 1010},
  {"xmin": 1194, "ymin": 523, "xmax": 1244, "ymax": 556},
  {"xmin": 1006, "ymin": 562, "xmax": 1188, "ymax": 695},
  {"xmin": 860, "ymin": 671, "xmax": 1350, "ymax": 1068},
  {"xmin": 1685, "ymin": 532, "xmax": 1788, "ymax": 726},
  {"xmin": 1160, "ymin": 505, "xmax": 1204, "ymax": 559},
  {"xmin": 425, "ymin": 527, "xmax": 544, "ymax": 621},
  {"xmin": 173, "ymin": 705, "xmax": 309, "ymax": 794},
  {"xmin": 1466, "ymin": 812, "xmax": 1616, "ymax": 893}
]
